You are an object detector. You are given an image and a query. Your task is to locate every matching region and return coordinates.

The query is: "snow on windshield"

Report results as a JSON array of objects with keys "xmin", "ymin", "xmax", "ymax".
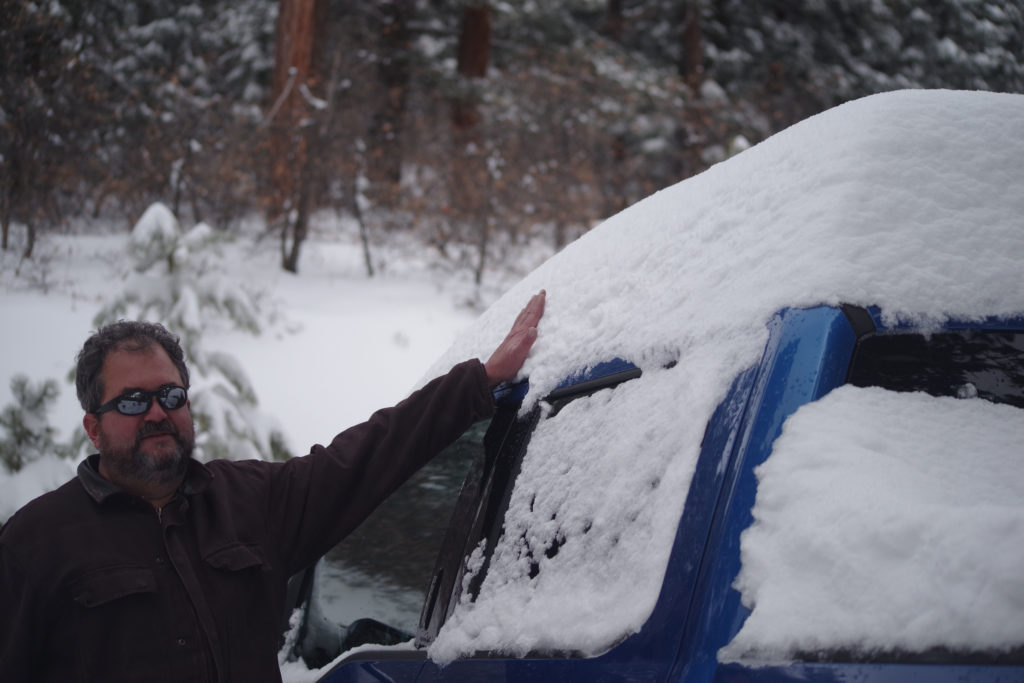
[
  {"xmin": 425, "ymin": 90, "xmax": 1024, "ymax": 664},
  {"xmin": 721, "ymin": 385, "xmax": 1024, "ymax": 662}
]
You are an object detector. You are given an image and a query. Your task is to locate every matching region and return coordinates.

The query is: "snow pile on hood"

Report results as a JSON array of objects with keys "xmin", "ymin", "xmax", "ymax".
[{"xmin": 424, "ymin": 90, "xmax": 1024, "ymax": 664}]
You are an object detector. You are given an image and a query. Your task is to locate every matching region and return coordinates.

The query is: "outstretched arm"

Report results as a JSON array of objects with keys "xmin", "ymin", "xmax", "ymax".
[{"xmin": 484, "ymin": 290, "xmax": 546, "ymax": 387}]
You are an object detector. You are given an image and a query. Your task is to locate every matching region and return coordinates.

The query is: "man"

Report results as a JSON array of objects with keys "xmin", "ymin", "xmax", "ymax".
[{"xmin": 0, "ymin": 290, "xmax": 546, "ymax": 683}]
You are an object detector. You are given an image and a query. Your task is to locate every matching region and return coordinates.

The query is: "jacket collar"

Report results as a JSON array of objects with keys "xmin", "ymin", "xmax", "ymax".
[{"xmin": 77, "ymin": 454, "xmax": 213, "ymax": 504}]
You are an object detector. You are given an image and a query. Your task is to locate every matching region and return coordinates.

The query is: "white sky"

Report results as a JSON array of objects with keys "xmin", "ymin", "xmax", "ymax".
[{"xmin": 2, "ymin": 89, "xmax": 1023, "ymax": 677}]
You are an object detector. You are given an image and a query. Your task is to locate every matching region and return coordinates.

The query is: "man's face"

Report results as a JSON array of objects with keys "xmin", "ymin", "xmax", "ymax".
[{"xmin": 83, "ymin": 345, "xmax": 195, "ymax": 492}]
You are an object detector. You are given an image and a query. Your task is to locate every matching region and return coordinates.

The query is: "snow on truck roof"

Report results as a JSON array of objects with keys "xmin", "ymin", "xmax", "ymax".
[{"xmin": 425, "ymin": 89, "xmax": 1024, "ymax": 664}]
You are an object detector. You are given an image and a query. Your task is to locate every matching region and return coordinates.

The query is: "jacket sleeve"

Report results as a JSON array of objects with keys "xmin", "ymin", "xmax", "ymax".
[{"xmin": 264, "ymin": 358, "xmax": 495, "ymax": 574}]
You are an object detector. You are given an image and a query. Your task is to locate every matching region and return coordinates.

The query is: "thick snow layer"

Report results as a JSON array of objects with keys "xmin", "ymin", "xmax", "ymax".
[
  {"xmin": 426, "ymin": 90, "xmax": 1024, "ymax": 663},
  {"xmin": 720, "ymin": 386, "xmax": 1024, "ymax": 662}
]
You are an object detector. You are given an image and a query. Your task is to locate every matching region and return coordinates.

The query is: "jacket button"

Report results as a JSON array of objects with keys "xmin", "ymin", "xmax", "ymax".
[{"xmin": 177, "ymin": 638, "xmax": 187, "ymax": 646}]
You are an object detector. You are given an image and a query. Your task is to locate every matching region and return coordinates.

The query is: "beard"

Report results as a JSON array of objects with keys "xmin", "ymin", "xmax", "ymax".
[{"xmin": 98, "ymin": 419, "xmax": 195, "ymax": 489}]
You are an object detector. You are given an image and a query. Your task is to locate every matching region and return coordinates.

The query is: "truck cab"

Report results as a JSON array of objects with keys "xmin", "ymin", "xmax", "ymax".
[{"xmin": 290, "ymin": 305, "xmax": 1024, "ymax": 682}]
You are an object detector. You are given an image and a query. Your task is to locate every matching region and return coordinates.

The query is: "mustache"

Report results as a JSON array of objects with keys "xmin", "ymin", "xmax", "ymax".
[{"xmin": 136, "ymin": 420, "xmax": 180, "ymax": 441}]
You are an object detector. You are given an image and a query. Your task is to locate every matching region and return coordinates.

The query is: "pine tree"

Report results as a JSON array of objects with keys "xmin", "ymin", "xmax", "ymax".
[
  {"xmin": 699, "ymin": 0, "xmax": 1024, "ymax": 126},
  {"xmin": 0, "ymin": 376, "xmax": 85, "ymax": 473}
]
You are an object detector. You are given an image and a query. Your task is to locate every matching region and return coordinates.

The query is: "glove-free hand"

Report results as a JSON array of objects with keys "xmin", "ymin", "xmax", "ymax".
[{"xmin": 484, "ymin": 290, "xmax": 546, "ymax": 387}]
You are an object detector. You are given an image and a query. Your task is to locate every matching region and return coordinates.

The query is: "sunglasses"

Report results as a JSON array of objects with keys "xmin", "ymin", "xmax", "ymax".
[{"xmin": 94, "ymin": 385, "xmax": 189, "ymax": 416}]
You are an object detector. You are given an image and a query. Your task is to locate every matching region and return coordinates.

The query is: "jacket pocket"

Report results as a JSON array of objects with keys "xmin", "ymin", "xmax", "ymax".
[
  {"xmin": 70, "ymin": 566, "xmax": 157, "ymax": 608},
  {"xmin": 202, "ymin": 542, "xmax": 268, "ymax": 572}
]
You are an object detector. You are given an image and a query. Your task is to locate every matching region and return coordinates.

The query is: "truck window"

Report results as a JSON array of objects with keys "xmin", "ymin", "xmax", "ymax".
[
  {"xmin": 293, "ymin": 419, "xmax": 491, "ymax": 668},
  {"xmin": 847, "ymin": 329, "xmax": 1024, "ymax": 408}
]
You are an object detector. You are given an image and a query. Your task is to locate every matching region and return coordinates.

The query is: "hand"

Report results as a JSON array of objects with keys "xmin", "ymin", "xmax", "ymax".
[{"xmin": 484, "ymin": 290, "xmax": 546, "ymax": 387}]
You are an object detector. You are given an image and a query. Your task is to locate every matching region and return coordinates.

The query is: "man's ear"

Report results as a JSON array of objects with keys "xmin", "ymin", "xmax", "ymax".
[{"xmin": 83, "ymin": 413, "xmax": 102, "ymax": 450}]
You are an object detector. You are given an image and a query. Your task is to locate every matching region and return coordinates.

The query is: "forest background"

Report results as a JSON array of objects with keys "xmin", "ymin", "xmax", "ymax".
[{"xmin": 4, "ymin": 0, "xmax": 1024, "ymax": 283}]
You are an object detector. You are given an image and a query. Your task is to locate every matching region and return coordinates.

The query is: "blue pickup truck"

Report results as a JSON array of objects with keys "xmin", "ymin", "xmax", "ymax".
[{"xmin": 284, "ymin": 304, "xmax": 1024, "ymax": 682}]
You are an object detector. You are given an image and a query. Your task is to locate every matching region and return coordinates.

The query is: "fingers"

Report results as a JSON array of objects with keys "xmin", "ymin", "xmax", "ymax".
[
  {"xmin": 513, "ymin": 289, "xmax": 546, "ymax": 331},
  {"xmin": 512, "ymin": 289, "xmax": 545, "ymax": 341},
  {"xmin": 484, "ymin": 290, "xmax": 546, "ymax": 387}
]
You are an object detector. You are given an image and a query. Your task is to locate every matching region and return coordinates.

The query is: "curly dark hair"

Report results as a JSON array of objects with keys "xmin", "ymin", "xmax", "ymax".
[{"xmin": 75, "ymin": 321, "xmax": 190, "ymax": 413}]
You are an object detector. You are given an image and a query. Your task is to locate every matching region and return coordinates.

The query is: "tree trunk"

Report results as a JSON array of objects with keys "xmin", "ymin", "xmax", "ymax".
[
  {"xmin": 23, "ymin": 222, "xmax": 35, "ymax": 259},
  {"xmin": 554, "ymin": 220, "xmax": 567, "ymax": 250},
  {"xmin": 603, "ymin": 0, "xmax": 624, "ymax": 40},
  {"xmin": 281, "ymin": 176, "xmax": 310, "ymax": 273},
  {"xmin": 457, "ymin": 5, "xmax": 491, "ymax": 79},
  {"xmin": 365, "ymin": 1, "xmax": 412, "ymax": 197},
  {"xmin": 351, "ymin": 174, "xmax": 375, "ymax": 277},
  {"xmin": 680, "ymin": 1, "xmax": 704, "ymax": 89},
  {"xmin": 269, "ymin": 0, "xmax": 320, "ymax": 273},
  {"xmin": 1, "ymin": 196, "xmax": 9, "ymax": 251},
  {"xmin": 453, "ymin": 3, "xmax": 491, "ymax": 129},
  {"xmin": 474, "ymin": 216, "xmax": 489, "ymax": 286},
  {"xmin": 450, "ymin": 3, "xmax": 493, "ymax": 284},
  {"xmin": 2, "ymin": 146, "xmax": 21, "ymax": 251}
]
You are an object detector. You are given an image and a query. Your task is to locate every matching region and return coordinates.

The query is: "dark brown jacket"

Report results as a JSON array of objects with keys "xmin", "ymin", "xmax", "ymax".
[{"xmin": 0, "ymin": 359, "xmax": 494, "ymax": 683}]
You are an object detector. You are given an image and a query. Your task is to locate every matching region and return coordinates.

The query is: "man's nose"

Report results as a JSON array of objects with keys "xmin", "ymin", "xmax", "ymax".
[{"xmin": 143, "ymin": 399, "xmax": 169, "ymax": 420}]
